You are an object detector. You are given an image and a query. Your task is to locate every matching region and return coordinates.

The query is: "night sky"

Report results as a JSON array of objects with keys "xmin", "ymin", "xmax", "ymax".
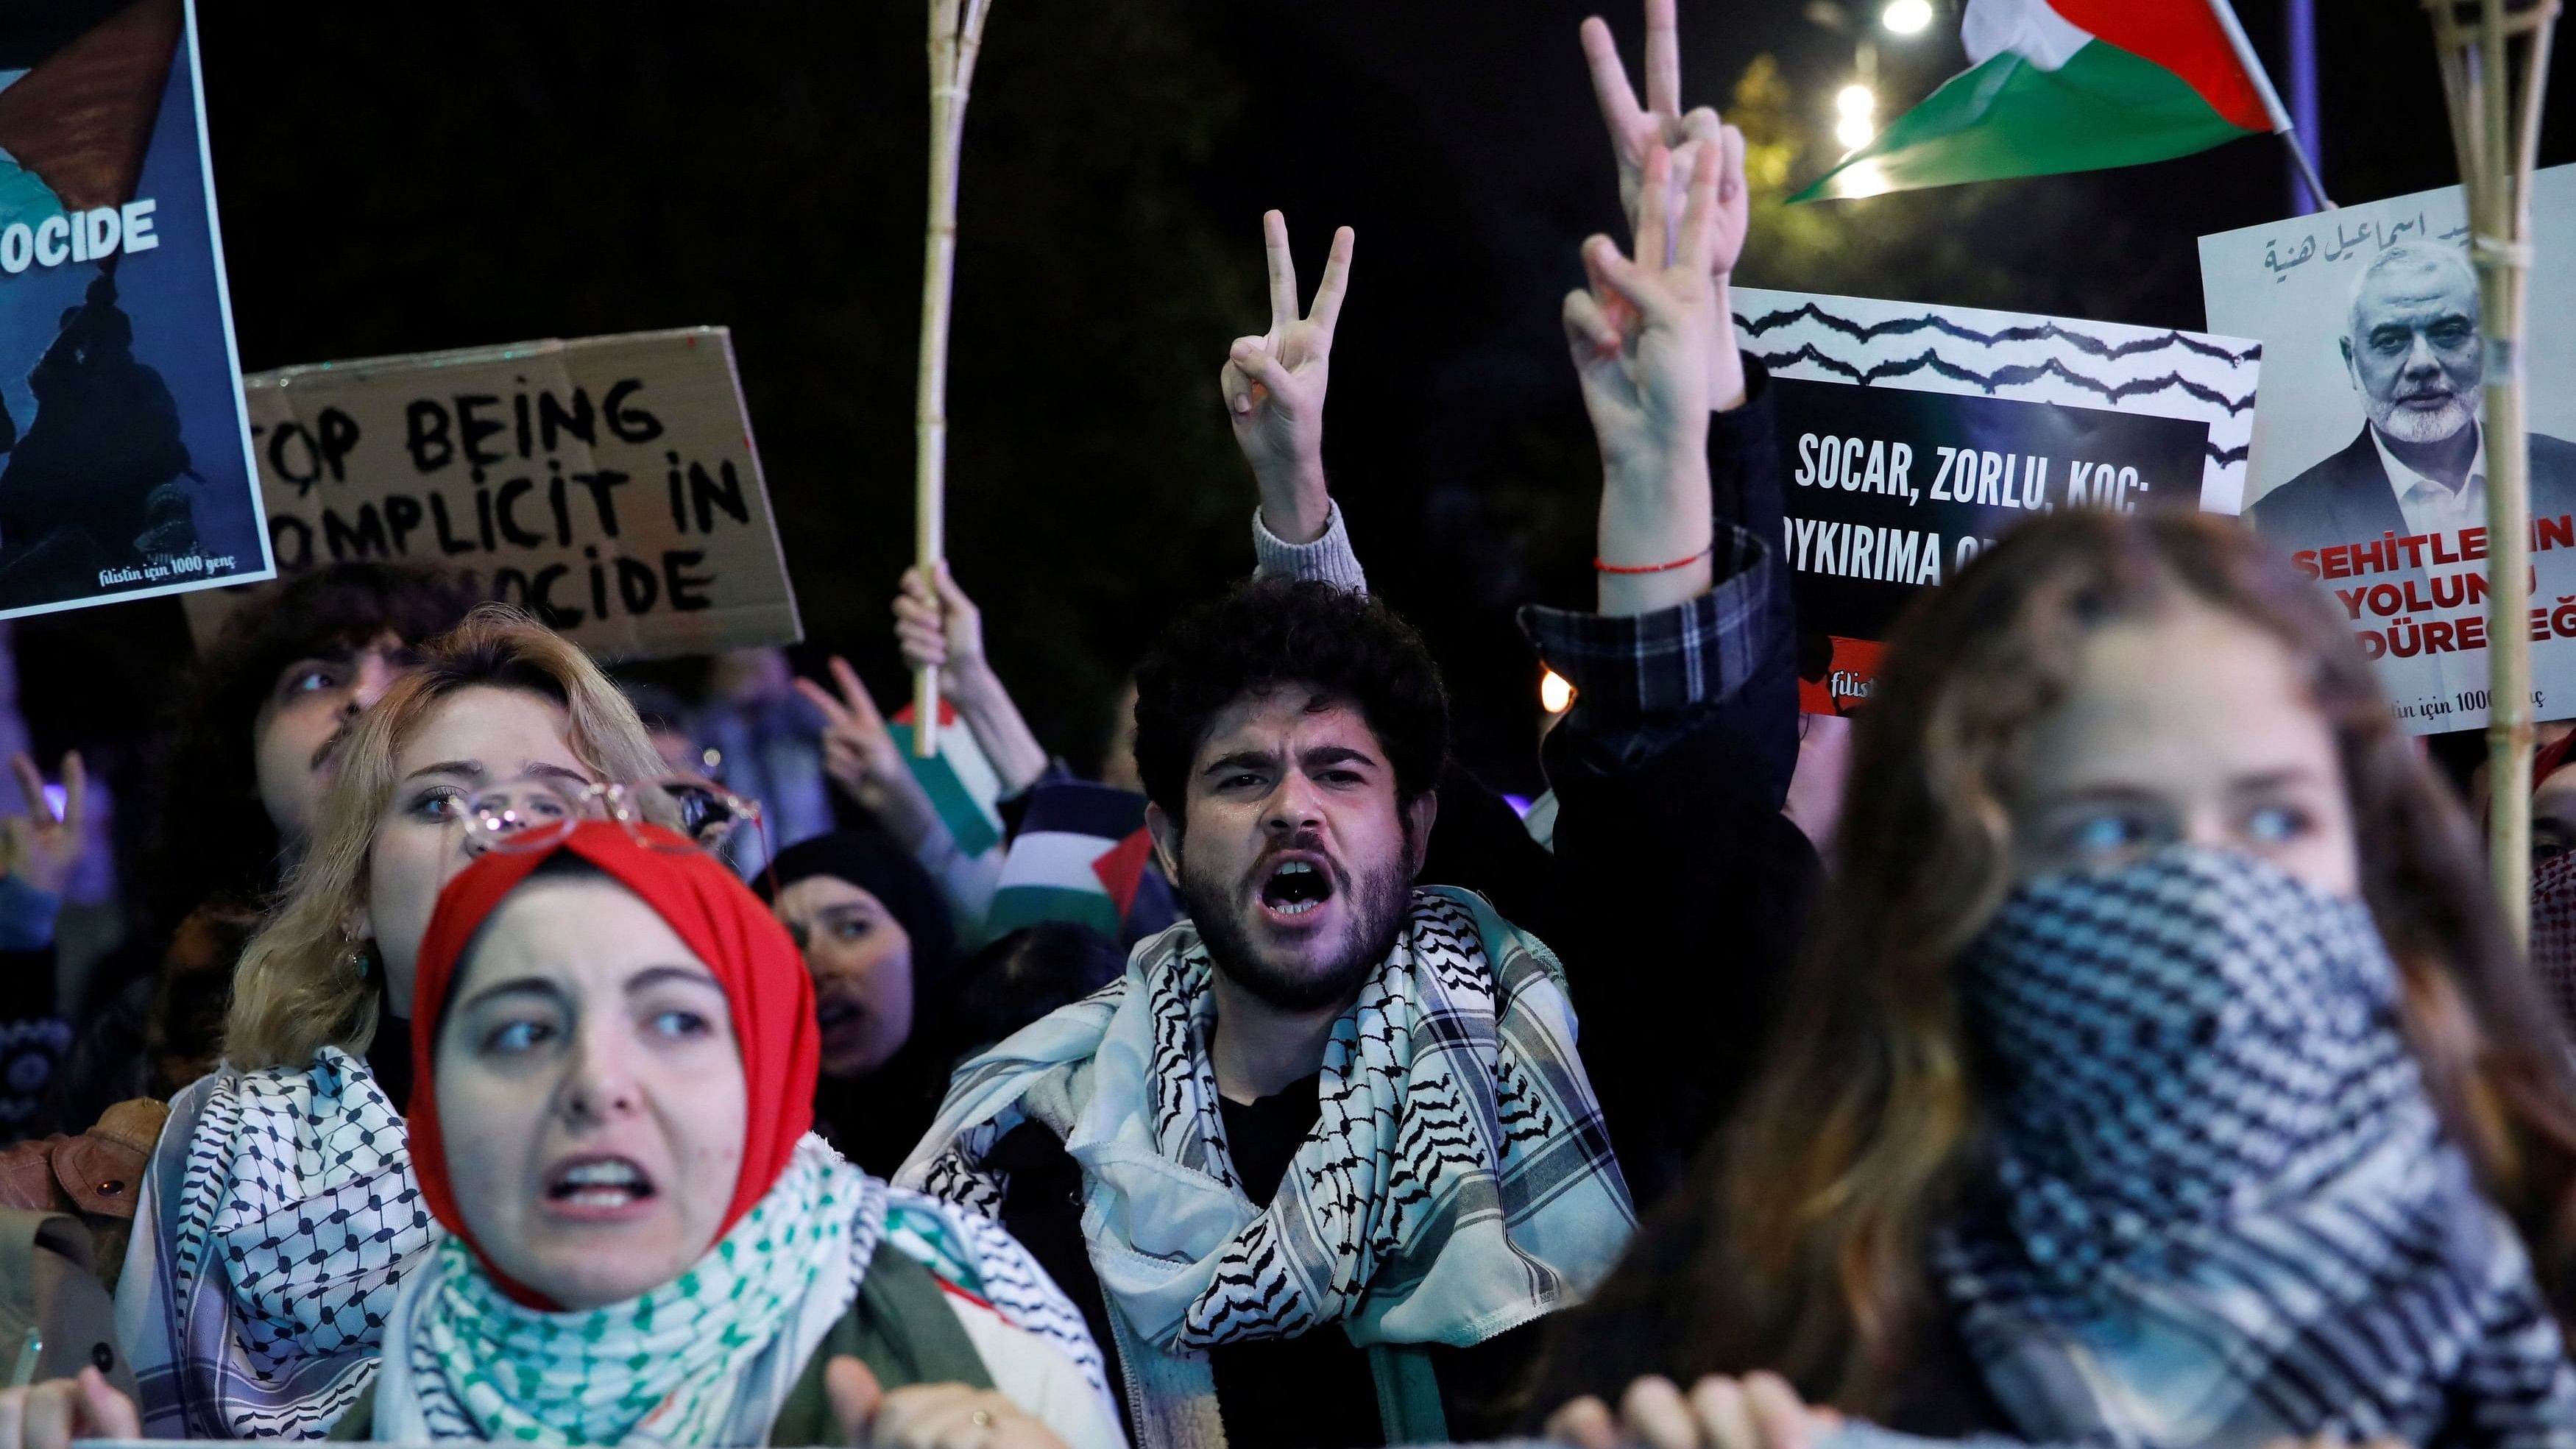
[{"xmin": 18, "ymin": 0, "xmax": 2576, "ymax": 809}]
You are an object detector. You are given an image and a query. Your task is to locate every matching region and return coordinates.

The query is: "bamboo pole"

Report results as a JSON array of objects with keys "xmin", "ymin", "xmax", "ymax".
[
  {"xmin": 2424, "ymin": 0, "xmax": 2558, "ymax": 942},
  {"xmin": 915, "ymin": 0, "xmax": 993, "ymax": 757}
]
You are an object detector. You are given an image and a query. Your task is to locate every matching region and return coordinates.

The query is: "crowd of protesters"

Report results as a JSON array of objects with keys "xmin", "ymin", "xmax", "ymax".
[{"xmin": 0, "ymin": 4, "xmax": 2567, "ymax": 1448}]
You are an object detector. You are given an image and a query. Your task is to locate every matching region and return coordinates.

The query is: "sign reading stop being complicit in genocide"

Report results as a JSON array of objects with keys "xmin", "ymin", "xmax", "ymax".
[
  {"xmin": 0, "ymin": 0, "xmax": 272, "ymax": 619},
  {"xmin": 2201, "ymin": 165, "xmax": 2576, "ymax": 735},
  {"xmin": 1733, "ymin": 288, "xmax": 2261, "ymax": 714},
  {"xmin": 213, "ymin": 327, "xmax": 802, "ymax": 660}
]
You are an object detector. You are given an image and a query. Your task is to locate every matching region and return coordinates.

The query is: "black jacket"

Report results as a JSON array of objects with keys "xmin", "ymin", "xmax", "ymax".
[
  {"xmin": 1426, "ymin": 365, "xmax": 1816, "ymax": 1207},
  {"xmin": 2249, "ymin": 423, "xmax": 2576, "ymax": 547}
]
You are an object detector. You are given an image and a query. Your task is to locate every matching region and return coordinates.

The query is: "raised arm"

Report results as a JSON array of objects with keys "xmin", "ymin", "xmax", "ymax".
[
  {"xmin": 795, "ymin": 658, "xmax": 946, "ymax": 852},
  {"xmin": 1218, "ymin": 211, "xmax": 1370, "ymax": 594},
  {"xmin": 1532, "ymin": 137, "xmax": 1816, "ymax": 1205},
  {"xmin": 1565, "ymin": 141, "xmax": 1725, "ymax": 617},
  {"xmin": 894, "ymin": 563, "xmax": 1050, "ymax": 796},
  {"xmin": 1221, "ymin": 210, "xmax": 1353, "ymax": 546}
]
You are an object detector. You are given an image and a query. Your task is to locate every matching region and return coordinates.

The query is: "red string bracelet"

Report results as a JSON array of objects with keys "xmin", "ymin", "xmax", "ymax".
[{"xmin": 1594, "ymin": 541, "xmax": 1714, "ymax": 575}]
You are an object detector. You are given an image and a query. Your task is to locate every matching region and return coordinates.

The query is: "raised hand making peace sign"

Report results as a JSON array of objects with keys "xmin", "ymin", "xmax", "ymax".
[
  {"xmin": 793, "ymin": 657, "xmax": 942, "ymax": 851},
  {"xmin": 1220, "ymin": 210, "xmax": 1354, "ymax": 545},
  {"xmin": 1565, "ymin": 142, "xmax": 1722, "ymax": 614},
  {"xmin": 1580, "ymin": 0, "xmax": 1748, "ymax": 411},
  {"xmin": 0, "ymin": 750, "xmax": 86, "ymax": 899}
]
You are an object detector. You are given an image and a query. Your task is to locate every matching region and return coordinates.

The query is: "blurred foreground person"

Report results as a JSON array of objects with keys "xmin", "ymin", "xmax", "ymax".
[
  {"xmin": 1532, "ymin": 511, "xmax": 2576, "ymax": 1448},
  {"xmin": 2525, "ymin": 733, "xmax": 2576, "ymax": 1036},
  {"xmin": 116, "ymin": 609, "xmax": 669, "ymax": 1439},
  {"xmin": 759, "ymin": 829, "xmax": 961, "ymax": 1177},
  {"xmin": 334, "ymin": 821, "xmax": 1115, "ymax": 1447}
]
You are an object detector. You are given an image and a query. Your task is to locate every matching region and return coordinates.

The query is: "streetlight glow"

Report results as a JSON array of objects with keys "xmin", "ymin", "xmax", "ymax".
[
  {"xmin": 1882, "ymin": 0, "xmax": 1934, "ymax": 35},
  {"xmin": 1834, "ymin": 82, "xmax": 1876, "ymax": 150},
  {"xmin": 1841, "ymin": 160, "xmax": 1892, "ymax": 197}
]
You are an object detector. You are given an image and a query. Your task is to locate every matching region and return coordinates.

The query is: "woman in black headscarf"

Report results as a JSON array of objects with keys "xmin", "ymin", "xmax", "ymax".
[{"xmin": 757, "ymin": 829, "xmax": 961, "ymax": 1176}]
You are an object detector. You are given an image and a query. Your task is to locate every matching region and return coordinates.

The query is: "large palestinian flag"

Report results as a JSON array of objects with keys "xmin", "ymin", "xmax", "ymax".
[{"xmin": 1794, "ymin": 0, "xmax": 2282, "ymax": 202}]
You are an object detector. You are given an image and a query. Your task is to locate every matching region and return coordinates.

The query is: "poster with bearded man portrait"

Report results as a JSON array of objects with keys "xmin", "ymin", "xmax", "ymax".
[{"xmin": 2203, "ymin": 164, "xmax": 2576, "ymax": 735}]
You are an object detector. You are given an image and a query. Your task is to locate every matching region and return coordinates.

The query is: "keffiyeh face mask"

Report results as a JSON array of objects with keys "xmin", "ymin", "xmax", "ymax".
[
  {"xmin": 1943, "ymin": 847, "xmax": 2576, "ymax": 1447},
  {"xmin": 1962, "ymin": 846, "xmax": 2421, "ymax": 1277},
  {"xmin": 2528, "ymin": 848, "xmax": 2576, "ymax": 1039}
]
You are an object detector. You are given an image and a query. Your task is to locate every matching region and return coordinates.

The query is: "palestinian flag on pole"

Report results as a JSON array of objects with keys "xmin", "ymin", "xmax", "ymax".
[
  {"xmin": 1794, "ymin": 0, "xmax": 2288, "ymax": 202},
  {"xmin": 985, "ymin": 780, "xmax": 1157, "ymax": 939},
  {"xmin": 888, "ymin": 700, "xmax": 1005, "ymax": 858}
]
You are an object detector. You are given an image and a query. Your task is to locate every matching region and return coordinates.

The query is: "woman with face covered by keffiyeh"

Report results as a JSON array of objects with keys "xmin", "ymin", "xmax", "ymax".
[
  {"xmin": 2523, "ymin": 731, "xmax": 2576, "ymax": 1038},
  {"xmin": 314, "ymin": 819, "xmax": 1119, "ymax": 1448},
  {"xmin": 1525, "ymin": 511, "xmax": 2576, "ymax": 1449}
]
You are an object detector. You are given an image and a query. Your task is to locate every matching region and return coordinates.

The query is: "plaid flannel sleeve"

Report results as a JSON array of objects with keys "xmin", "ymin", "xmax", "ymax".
[{"xmin": 1516, "ymin": 520, "xmax": 1774, "ymax": 720}]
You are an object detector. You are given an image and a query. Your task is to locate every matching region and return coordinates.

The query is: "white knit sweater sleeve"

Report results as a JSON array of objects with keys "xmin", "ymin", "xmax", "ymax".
[{"xmin": 1249, "ymin": 502, "xmax": 1368, "ymax": 595}]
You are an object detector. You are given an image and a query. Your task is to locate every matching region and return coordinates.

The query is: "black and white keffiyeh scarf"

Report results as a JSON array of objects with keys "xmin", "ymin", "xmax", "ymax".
[
  {"xmin": 899, "ymin": 885, "xmax": 1633, "ymax": 1447},
  {"xmin": 371, "ymin": 1137, "xmax": 1111, "ymax": 1445},
  {"xmin": 1938, "ymin": 847, "xmax": 2576, "ymax": 1448},
  {"xmin": 119, "ymin": 1047, "xmax": 437, "ymax": 1439}
]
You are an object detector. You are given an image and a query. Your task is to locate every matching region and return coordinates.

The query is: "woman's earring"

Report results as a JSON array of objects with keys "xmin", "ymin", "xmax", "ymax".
[{"xmin": 344, "ymin": 937, "xmax": 378, "ymax": 982}]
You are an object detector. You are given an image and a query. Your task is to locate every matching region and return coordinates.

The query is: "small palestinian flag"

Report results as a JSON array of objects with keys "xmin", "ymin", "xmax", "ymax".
[
  {"xmin": 888, "ymin": 700, "xmax": 1005, "ymax": 859},
  {"xmin": 1795, "ymin": 0, "xmax": 2283, "ymax": 203},
  {"xmin": 986, "ymin": 780, "xmax": 1158, "ymax": 940}
]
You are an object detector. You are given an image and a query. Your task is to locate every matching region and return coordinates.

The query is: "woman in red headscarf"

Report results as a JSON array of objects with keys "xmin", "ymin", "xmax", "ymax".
[{"xmin": 326, "ymin": 819, "xmax": 1123, "ymax": 1448}]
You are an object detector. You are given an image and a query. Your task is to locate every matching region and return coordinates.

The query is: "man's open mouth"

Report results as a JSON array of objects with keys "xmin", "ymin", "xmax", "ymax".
[
  {"xmin": 545, "ymin": 1155, "xmax": 657, "ymax": 1210},
  {"xmin": 816, "ymin": 997, "xmax": 864, "ymax": 1034},
  {"xmin": 1259, "ymin": 857, "xmax": 1335, "ymax": 918}
]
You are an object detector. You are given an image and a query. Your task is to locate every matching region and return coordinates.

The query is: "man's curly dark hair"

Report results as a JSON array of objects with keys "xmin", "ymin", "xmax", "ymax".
[
  {"xmin": 1131, "ymin": 578, "xmax": 1449, "ymax": 827},
  {"xmin": 143, "ymin": 561, "xmax": 481, "ymax": 929}
]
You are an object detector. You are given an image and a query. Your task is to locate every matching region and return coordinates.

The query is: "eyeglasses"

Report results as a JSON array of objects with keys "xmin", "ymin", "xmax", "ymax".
[{"xmin": 461, "ymin": 775, "xmax": 774, "ymax": 892}]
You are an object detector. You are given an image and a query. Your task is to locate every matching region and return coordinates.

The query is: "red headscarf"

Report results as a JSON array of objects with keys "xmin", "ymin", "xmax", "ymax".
[{"xmin": 405, "ymin": 821, "xmax": 818, "ymax": 1256}]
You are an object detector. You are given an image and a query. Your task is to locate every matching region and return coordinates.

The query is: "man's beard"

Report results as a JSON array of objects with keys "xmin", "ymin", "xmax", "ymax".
[
  {"xmin": 1177, "ymin": 844, "xmax": 1415, "ymax": 1013},
  {"xmin": 2369, "ymin": 389, "xmax": 2476, "ymax": 445}
]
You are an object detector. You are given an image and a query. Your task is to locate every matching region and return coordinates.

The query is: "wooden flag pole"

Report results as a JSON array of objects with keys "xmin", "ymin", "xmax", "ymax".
[
  {"xmin": 2426, "ymin": 0, "xmax": 2558, "ymax": 940},
  {"xmin": 916, "ymin": 0, "xmax": 994, "ymax": 758}
]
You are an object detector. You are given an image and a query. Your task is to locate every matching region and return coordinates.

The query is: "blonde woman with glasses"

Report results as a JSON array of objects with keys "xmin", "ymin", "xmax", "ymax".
[{"xmin": 112, "ymin": 606, "xmax": 711, "ymax": 1441}]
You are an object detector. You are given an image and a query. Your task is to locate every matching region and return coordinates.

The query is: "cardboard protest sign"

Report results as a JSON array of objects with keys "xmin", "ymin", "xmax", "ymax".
[
  {"xmin": 1734, "ymin": 288, "xmax": 2260, "ymax": 712},
  {"xmin": 210, "ymin": 327, "xmax": 800, "ymax": 661},
  {"xmin": 2201, "ymin": 165, "xmax": 2576, "ymax": 734},
  {"xmin": 0, "ymin": 0, "xmax": 270, "ymax": 618}
]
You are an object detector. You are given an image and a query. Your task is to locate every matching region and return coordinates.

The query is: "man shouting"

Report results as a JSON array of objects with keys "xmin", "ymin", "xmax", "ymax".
[{"xmin": 900, "ymin": 573, "xmax": 1632, "ymax": 1449}]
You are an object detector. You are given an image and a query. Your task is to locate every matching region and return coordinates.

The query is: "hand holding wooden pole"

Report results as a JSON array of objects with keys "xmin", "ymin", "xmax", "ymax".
[
  {"xmin": 916, "ymin": 0, "xmax": 994, "ymax": 757},
  {"xmin": 2424, "ymin": 0, "xmax": 2559, "ymax": 939}
]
